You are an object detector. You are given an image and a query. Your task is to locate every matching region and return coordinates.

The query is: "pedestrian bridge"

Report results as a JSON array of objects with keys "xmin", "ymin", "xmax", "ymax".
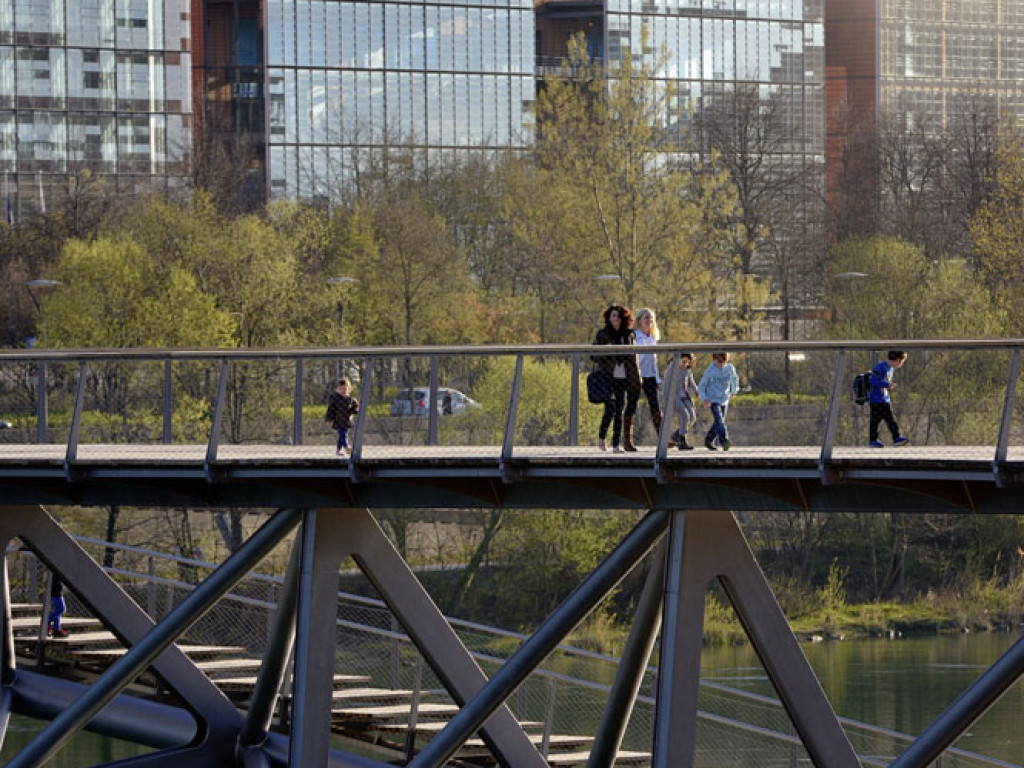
[{"xmin": 0, "ymin": 341, "xmax": 1023, "ymax": 768}]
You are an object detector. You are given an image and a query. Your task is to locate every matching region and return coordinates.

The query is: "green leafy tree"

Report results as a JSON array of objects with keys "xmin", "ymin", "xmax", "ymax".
[{"xmin": 522, "ymin": 34, "xmax": 736, "ymax": 338}]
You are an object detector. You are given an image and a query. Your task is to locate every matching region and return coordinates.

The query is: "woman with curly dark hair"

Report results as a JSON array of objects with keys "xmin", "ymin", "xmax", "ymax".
[{"xmin": 591, "ymin": 304, "xmax": 641, "ymax": 452}]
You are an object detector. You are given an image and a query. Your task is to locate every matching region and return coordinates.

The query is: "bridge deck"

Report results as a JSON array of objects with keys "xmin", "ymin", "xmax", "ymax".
[{"xmin": 1, "ymin": 443, "xmax": 1023, "ymax": 512}]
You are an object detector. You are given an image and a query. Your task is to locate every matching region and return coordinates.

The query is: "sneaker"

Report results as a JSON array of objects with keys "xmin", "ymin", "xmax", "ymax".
[
  {"xmin": 893, "ymin": 436, "xmax": 909, "ymax": 447},
  {"xmin": 51, "ymin": 628, "xmax": 68, "ymax": 638},
  {"xmin": 598, "ymin": 438, "xmax": 607, "ymax": 451},
  {"xmin": 612, "ymin": 445, "xmax": 624, "ymax": 453},
  {"xmin": 705, "ymin": 438, "xmax": 717, "ymax": 451},
  {"xmin": 868, "ymin": 440, "xmax": 884, "ymax": 448},
  {"xmin": 721, "ymin": 439, "xmax": 731, "ymax": 451}
]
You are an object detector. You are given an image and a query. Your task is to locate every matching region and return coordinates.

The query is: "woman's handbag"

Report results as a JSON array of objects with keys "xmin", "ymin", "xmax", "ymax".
[{"xmin": 587, "ymin": 368, "xmax": 611, "ymax": 404}]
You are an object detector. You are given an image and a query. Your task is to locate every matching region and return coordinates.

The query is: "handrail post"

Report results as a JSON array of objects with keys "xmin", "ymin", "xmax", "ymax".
[
  {"xmin": 147, "ymin": 556, "xmax": 156, "ymax": 618},
  {"xmin": 162, "ymin": 358, "xmax": 173, "ymax": 445},
  {"xmin": 427, "ymin": 355, "xmax": 440, "ymax": 446},
  {"xmin": 819, "ymin": 349, "xmax": 847, "ymax": 482},
  {"xmin": 655, "ymin": 353, "xmax": 680, "ymax": 477},
  {"xmin": 350, "ymin": 356, "xmax": 373, "ymax": 467},
  {"xmin": 205, "ymin": 359, "xmax": 229, "ymax": 478},
  {"xmin": 36, "ymin": 361, "xmax": 48, "ymax": 444},
  {"xmin": 292, "ymin": 359, "xmax": 304, "ymax": 446},
  {"xmin": 569, "ymin": 355, "xmax": 580, "ymax": 446},
  {"xmin": 541, "ymin": 677, "xmax": 555, "ymax": 758},
  {"xmin": 500, "ymin": 355, "xmax": 524, "ymax": 482},
  {"xmin": 994, "ymin": 346, "xmax": 1020, "ymax": 486},
  {"xmin": 64, "ymin": 361, "xmax": 88, "ymax": 478}
]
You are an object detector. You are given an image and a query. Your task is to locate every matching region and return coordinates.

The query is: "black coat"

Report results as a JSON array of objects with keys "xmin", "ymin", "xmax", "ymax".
[
  {"xmin": 592, "ymin": 327, "xmax": 641, "ymax": 392},
  {"xmin": 325, "ymin": 393, "xmax": 359, "ymax": 430}
]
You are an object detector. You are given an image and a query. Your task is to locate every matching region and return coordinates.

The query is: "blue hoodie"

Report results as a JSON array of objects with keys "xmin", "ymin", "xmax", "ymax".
[
  {"xmin": 697, "ymin": 362, "xmax": 740, "ymax": 405},
  {"xmin": 868, "ymin": 360, "xmax": 895, "ymax": 404}
]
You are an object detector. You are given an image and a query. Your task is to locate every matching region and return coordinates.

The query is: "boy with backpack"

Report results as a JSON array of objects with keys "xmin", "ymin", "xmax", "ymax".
[{"xmin": 868, "ymin": 350, "xmax": 909, "ymax": 448}]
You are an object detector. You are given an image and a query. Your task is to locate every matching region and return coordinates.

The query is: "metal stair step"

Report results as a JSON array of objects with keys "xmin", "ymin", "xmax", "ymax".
[{"xmin": 331, "ymin": 702, "xmax": 460, "ymax": 721}]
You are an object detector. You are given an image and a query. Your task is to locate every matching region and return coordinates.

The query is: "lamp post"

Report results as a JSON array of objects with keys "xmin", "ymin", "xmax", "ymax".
[
  {"xmin": 23, "ymin": 279, "xmax": 61, "ymax": 441},
  {"xmin": 326, "ymin": 277, "xmax": 358, "ymax": 381},
  {"xmin": 24, "ymin": 279, "xmax": 62, "ymax": 312}
]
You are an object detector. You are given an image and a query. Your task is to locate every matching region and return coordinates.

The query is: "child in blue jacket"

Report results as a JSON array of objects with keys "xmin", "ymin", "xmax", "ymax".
[
  {"xmin": 868, "ymin": 350, "xmax": 909, "ymax": 448},
  {"xmin": 697, "ymin": 352, "xmax": 740, "ymax": 450}
]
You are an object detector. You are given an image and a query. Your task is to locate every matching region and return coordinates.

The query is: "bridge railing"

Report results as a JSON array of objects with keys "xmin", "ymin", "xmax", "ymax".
[
  {"xmin": 2, "ymin": 341, "xmax": 1024, "ymax": 466},
  {"xmin": 6, "ymin": 539, "xmax": 1016, "ymax": 767}
]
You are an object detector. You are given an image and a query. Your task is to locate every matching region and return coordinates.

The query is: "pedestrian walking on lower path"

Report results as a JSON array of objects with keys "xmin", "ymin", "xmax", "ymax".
[
  {"xmin": 697, "ymin": 352, "xmax": 740, "ymax": 451},
  {"xmin": 325, "ymin": 377, "xmax": 360, "ymax": 456},
  {"xmin": 668, "ymin": 353, "xmax": 699, "ymax": 450},
  {"xmin": 868, "ymin": 350, "xmax": 909, "ymax": 448},
  {"xmin": 591, "ymin": 305, "xmax": 641, "ymax": 453},
  {"xmin": 47, "ymin": 573, "xmax": 67, "ymax": 638},
  {"xmin": 633, "ymin": 308, "xmax": 663, "ymax": 441}
]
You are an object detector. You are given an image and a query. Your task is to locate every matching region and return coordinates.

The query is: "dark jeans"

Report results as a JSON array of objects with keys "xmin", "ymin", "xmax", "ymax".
[
  {"xmin": 869, "ymin": 401, "xmax": 900, "ymax": 442},
  {"xmin": 640, "ymin": 376, "xmax": 661, "ymax": 420},
  {"xmin": 335, "ymin": 427, "xmax": 350, "ymax": 451},
  {"xmin": 705, "ymin": 402, "xmax": 729, "ymax": 445},
  {"xmin": 599, "ymin": 378, "xmax": 629, "ymax": 445}
]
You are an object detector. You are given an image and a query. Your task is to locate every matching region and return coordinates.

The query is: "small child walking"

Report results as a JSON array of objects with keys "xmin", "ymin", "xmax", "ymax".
[
  {"xmin": 668, "ymin": 353, "xmax": 699, "ymax": 450},
  {"xmin": 47, "ymin": 573, "xmax": 67, "ymax": 638},
  {"xmin": 868, "ymin": 350, "xmax": 909, "ymax": 448},
  {"xmin": 325, "ymin": 378, "xmax": 359, "ymax": 456},
  {"xmin": 697, "ymin": 352, "xmax": 740, "ymax": 451}
]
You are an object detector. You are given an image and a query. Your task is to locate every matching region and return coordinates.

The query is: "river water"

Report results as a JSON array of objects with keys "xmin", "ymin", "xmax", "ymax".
[
  {"xmin": 2, "ymin": 633, "xmax": 1022, "ymax": 765},
  {"xmin": 703, "ymin": 631, "xmax": 1024, "ymax": 764}
]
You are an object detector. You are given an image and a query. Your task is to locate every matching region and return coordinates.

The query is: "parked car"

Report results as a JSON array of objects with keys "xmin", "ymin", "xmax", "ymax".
[
  {"xmin": 0, "ymin": 420, "xmax": 11, "ymax": 430},
  {"xmin": 390, "ymin": 388, "xmax": 480, "ymax": 416}
]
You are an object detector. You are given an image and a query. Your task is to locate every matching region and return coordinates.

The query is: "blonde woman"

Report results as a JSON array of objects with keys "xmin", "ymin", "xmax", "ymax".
[{"xmin": 633, "ymin": 308, "xmax": 662, "ymax": 442}]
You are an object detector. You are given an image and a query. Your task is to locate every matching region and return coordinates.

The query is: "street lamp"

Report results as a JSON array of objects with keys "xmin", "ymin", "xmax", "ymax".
[
  {"xmin": 326, "ymin": 277, "xmax": 358, "ymax": 345},
  {"xmin": 24, "ymin": 279, "xmax": 61, "ymax": 311}
]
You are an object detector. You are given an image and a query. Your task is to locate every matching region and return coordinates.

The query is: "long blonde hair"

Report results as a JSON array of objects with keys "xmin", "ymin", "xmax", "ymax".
[{"xmin": 635, "ymin": 308, "xmax": 660, "ymax": 341}]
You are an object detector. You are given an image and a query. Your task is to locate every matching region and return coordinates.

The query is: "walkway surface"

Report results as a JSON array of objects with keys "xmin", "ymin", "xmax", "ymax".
[{"xmin": 1, "ymin": 443, "xmax": 1022, "ymax": 512}]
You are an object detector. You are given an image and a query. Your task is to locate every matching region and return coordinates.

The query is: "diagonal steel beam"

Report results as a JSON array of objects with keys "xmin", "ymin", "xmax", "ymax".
[
  {"xmin": 5, "ymin": 506, "xmax": 301, "ymax": 768},
  {"xmin": 654, "ymin": 510, "xmax": 859, "ymax": 768},
  {"xmin": 238, "ymin": 533, "xmax": 303, "ymax": 753},
  {"xmin": 0, "ymin": 507, "xmax": 240, "ymax": 721},
  {"xmin": 408, "ymin": 508, "xmax": 669, "ymax": 768},
  {"xmin": 587, "ymin": 540, "xmax": 667, "ymax": 768},
  {"xmin": 342, "ymin": 508, "xmax": 547, "ymax": 768}
]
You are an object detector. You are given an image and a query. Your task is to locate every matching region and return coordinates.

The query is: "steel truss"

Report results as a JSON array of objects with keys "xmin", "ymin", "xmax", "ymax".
[{"xmin": 0, "ymin": 505, "xmax": 1022, "ymax": 767}]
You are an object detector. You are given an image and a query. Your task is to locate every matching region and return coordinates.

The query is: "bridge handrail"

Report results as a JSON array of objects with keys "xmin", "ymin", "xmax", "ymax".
[{"xmin": 3, "ymin": 338, "xmax": 1024, "ymax": 363}]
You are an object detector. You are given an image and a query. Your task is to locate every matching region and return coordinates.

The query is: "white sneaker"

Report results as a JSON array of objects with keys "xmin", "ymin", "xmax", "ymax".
[
  {"xmin": 613, "ymin": 445, "xmax": 624, "ymax": 453},
  {"xmin": 598, "ymin": 438, "xmax": 607, "ymax": 451}
]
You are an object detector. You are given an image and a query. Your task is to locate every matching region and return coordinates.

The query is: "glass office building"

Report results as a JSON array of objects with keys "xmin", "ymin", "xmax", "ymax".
[
  {"xmin": 537, "ymin": 0, "xmax": 826, "ymax": 160},
  {"xmin": 878, "ymin": 0, "xmax": 1024, "ymax": 125},
  {"xmin": 828, "ymin": 0, "xmax": 1024, "ymax": 141},
  {"xmin": 0, "ymin": 0, "xmax": 193, "ymax": 219},
  {"xmin": 264, "ymin": 0, "xmax": 536, "ymax": 198}
]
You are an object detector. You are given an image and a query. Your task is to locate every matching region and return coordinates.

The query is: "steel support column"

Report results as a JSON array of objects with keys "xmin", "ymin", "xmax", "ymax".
[
  {"xmin": 653, "ymin": 510, "xmax": 859, "ymax": 768},
  {"xmin": 586, "ymin": 540, "xmax": 667, "ymax": 768},
  {"xmin": 289, "ymin": 508, "xmax": 347, "ymax": 768},
  {"xmin": 409, "ymin": 508, "xmax": 669, "ymax": 768}
]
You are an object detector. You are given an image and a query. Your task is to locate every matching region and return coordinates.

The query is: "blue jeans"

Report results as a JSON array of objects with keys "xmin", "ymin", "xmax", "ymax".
[
  {"xmin": 335, "ymin": 427, "xmax": 350, "ymax": 451},
  {"xmin": 706, "ymin": 402, "xmax": 729, "ymax": 445},
  {"xmin": 49, "ymin": 595, "xmax": 65, "ymax": 630}
]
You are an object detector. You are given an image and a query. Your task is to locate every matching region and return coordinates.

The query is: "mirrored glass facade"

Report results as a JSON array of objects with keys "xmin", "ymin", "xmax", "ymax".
[
  {"xmin": 0, "ymin": 0, "xmax": 192, "ymax": 219},
  {"xmin": 265, "ymin": 0, "xmax": 535, "ymax": 198},
  {"xmin": 603, "ymin": 0, "xmax": 826, "ymax": 159},
  {"xmin": 878, "ymin": 0, "xmax": 1024, "ymax": 126}
]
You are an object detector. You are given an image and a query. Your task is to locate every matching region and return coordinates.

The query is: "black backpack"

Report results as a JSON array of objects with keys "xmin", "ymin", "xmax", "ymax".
[{"xmin": 852, "ymin": 371, "xmax": 872, "ymax": 405}]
